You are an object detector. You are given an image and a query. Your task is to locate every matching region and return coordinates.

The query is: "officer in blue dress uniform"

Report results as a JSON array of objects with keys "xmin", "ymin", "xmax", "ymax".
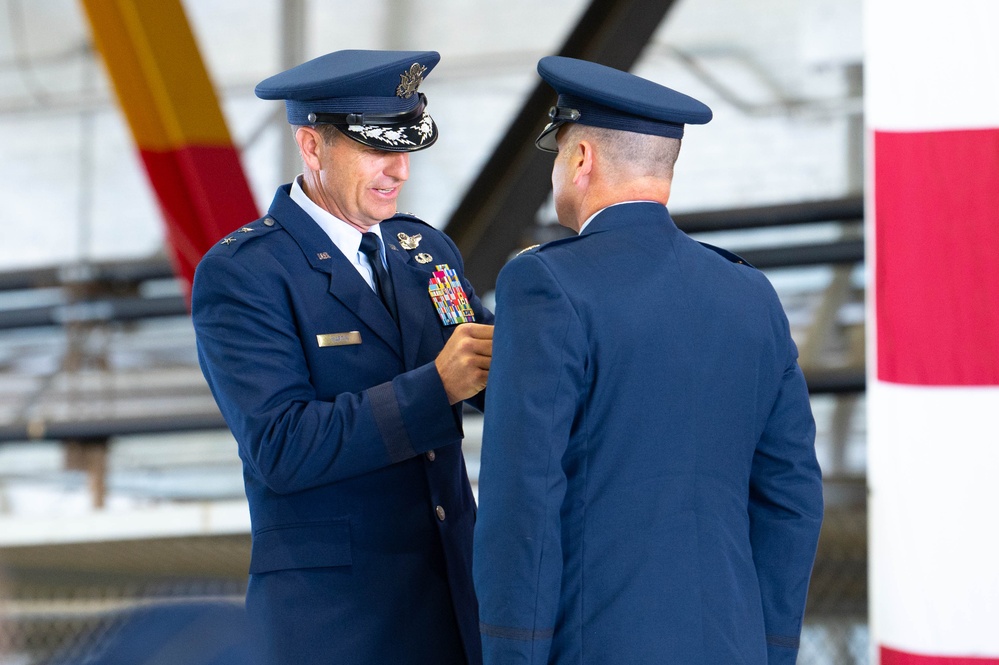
[
  {"xmin": 473, "ymin": 56, "xmax": 824, "ymax": 665},
  {"xmin": 192, "ymin": 50, "xmax": 493, "ymax": 665}
]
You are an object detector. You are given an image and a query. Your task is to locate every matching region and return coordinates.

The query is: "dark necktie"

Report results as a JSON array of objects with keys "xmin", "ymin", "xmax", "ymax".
[{"xmin": 359, "ymin": 232, "xmax": 399, "ymax": 324}]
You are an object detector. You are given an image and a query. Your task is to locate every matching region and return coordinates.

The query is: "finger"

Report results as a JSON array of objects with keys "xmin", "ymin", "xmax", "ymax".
[
  {"xmin": 460, "ymin": 323, "xmax": 494, "ymax": 339},
  {"xmin": 465, "ymin": 339, "xmax": 493, "ymax": 357}
]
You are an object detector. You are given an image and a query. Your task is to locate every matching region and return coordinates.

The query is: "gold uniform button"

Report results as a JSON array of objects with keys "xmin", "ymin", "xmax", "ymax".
[
  {"xmin": 435, "ymin": 505, "xmax": 446, "ymax": 521},
  {"xmin": 426, "ymin": 450, "xmax": 436, "ymax": 462}
]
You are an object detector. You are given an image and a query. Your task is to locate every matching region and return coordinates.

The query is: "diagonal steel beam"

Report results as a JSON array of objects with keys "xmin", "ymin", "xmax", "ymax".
[
  {"xmin": 79, "ymin": 0, "xmax": 258, "ymax": 300},
  {"xmin": 444, "ymin": 0, "xmax": 682, "ymax": 293}
]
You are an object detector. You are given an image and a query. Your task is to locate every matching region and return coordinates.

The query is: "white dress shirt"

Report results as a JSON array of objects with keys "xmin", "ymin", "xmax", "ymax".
[{"xmin": 290, "ymin": 176, "xmax": 385, "ymax": 292}]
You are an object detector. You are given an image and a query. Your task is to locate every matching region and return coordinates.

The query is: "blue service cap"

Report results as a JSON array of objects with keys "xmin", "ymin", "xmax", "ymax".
[
  {"xmin": 255, "ymin": 49, "xmax": 440, "ymax": 152},
  {"xmin": 534, "ymin": 55, "xmax": 712, "ymax": 152}
]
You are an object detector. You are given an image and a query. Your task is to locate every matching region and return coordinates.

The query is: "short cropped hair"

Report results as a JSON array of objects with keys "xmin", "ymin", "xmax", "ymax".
[
  {"xmin": 293, "ymin": 123, "xmax": 342, "ymax": 146},
  {"xmin": 564, "ymin": 123, "xmax": 681, "ymax": 181}
]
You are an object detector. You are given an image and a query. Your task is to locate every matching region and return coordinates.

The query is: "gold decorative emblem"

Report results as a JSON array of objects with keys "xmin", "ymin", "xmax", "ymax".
[
  {"xmin": 397, "ymin": 232, "xmax": 423, "ymax": 250},
  {"xmin": 415, "ymin": 252, "xmax": 433, "ymax": 264},
  {"xmin": 396, "ymin": 63, "xmax": 427, "ymax": 99},
  {"xmin": 220, "ymin": 237, "xmax": 235, "ymax": 245}
]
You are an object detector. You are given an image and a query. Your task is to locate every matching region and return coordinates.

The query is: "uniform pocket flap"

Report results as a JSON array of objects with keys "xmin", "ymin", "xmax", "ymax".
[{"xmin": 249, "ymin": 519, "xmax": 351, "ymax": 574}]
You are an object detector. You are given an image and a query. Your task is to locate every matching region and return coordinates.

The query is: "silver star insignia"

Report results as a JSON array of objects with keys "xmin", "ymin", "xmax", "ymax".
[{"xmin": 220, "ymin": 237, "xmax": 236, "ymax": 245}]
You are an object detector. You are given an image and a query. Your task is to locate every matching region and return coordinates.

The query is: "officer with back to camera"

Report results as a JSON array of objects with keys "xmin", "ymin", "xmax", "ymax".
[
  {"xmin": 192, "ymin": 50, "xmax": 492, "ymax": 665},
  {"xmin": 473, "ymin": 56, "xmax": 824, "ymax": 665}
]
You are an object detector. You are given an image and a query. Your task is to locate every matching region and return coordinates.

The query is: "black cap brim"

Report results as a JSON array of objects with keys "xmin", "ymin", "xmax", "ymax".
[
  {"xmin": 338, "ymin": 111, "xmax": 438, "ymax": 152},
  {"xmin": 535, "ymin": 120, "xmax": 564, "ymax": 153}
]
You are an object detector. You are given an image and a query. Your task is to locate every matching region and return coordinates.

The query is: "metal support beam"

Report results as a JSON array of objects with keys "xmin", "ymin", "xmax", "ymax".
[
  {"xmin": 78, "ymin": 0, "xmax": 258, "ymax": 296},
  {"xmin": 0, "ymin": 413, "xmax": 226, "ymax": 443},
  {"xmin": 673, "ymin": 196, "xmax": 863, "ymax": 234},
  {"xmin": 444, "ymin": 0, "xmax": 682, "ymax": 293},
  {"xmin": 738, "ymin": 239, "xmax": 864, "ymax": 269}
]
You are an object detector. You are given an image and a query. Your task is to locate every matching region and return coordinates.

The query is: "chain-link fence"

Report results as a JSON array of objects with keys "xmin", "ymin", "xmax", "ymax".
[{"xmin": 0, "ymin": 498, "xmax": 868, "ymax": 664}]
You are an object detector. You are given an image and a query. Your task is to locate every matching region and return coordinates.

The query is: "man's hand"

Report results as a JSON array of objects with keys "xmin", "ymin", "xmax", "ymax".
[{"xmin": 435, "ymin": 323, "xmax": 493, "ymax": 405}]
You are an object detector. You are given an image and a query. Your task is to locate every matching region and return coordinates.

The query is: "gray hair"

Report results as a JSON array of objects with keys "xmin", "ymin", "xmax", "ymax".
[
  {"xmin": 293, "ymin": 123, "xmax": 342, "ymax": 145},
  {"xmin": 563, "ymin": 123, "xmax": 681, "ymax": 181}
]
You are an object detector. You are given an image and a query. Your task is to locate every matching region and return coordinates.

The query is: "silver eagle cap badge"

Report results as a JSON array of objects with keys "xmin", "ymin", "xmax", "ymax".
[{"xmin": 396, "ymin": 63, "xmax": 427, "ymax": 99}]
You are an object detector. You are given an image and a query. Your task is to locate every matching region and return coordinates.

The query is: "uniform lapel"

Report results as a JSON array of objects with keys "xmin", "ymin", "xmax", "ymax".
[
  {"xmin": 325, "ymin": 259, "xmax": 402, "ymax": 354},
  {"xmin": 385, "ymin": 239, "xmax": 432, "ymax": 370},
  {"xmin": 268, "ymin": 187, "xmax": 403, "ymax": 355}
]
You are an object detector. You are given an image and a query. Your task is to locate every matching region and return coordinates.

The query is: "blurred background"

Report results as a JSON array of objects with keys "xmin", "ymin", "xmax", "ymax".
[{"xmin": 0, "ymin": 0, "xmax": 867, "ymax": 662}]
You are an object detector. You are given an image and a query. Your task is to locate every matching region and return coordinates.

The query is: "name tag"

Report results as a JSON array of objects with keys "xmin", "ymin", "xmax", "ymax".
[{"xmin": 317, "ymin": 331, "xmax": 362, "ymax": 347}]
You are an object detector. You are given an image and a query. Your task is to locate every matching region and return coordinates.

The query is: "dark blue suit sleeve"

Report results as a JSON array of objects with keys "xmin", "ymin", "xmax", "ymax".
[
  {"xmin": 749, "ymin": 313, "xmax": 824, "ymax": 664},
  {"xmin": 193, "ymin": 253, "xmax": 459, "ymax": 495},
  {"xmin": 473, "ymin": 254, "xmax": 586, "ymax": 665}
]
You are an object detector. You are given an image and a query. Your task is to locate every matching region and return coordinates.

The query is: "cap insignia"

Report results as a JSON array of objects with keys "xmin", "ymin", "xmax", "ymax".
[{"xmin": 396, "ymin": 63, "xmax": 427, "ymax": 99}]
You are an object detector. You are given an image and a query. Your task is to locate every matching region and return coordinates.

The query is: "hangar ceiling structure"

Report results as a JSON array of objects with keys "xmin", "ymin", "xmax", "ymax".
[
  {"xmin": 0, "ymin": 0, "xmax": 867, "ymax": 661},
  {"xmin": 0, "ymin": 0, "xmax": 865, "ymax": 447}
]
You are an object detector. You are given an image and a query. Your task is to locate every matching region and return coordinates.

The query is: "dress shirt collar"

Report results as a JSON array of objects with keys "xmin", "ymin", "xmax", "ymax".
[{"xmin": 290, "ymin": 176, "xmax": 386, "ymax": 285}]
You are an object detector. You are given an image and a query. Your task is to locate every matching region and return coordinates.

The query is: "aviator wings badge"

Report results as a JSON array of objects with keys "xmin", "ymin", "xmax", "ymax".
[{"xmin": 397, "ymin": 232, "xmax": 422, "ymax": 250}]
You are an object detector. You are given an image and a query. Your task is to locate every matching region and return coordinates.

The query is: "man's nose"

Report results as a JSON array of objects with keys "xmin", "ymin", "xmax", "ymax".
[{"xmin": 386, "ymin": 152, "xmax": 409, "ymax": 181}]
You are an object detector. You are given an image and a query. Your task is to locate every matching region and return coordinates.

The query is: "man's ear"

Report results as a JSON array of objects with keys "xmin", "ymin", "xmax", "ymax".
[
  {"xmin": 573, "ymin": 139, "xmax": 594, "ymax": 186},
  {"xmin": 295, "ymin": 126, "xmax": 323, "ymax": 171}
]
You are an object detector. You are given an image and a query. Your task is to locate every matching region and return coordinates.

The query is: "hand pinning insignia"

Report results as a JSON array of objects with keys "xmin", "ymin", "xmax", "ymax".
[
  {"xmin": 415, "ymin": 253, "xmax": 433, "ymax": 264},
  {"xmin": 220, "ymin": 237, "xmax": 236, "ymax": 245},
  {"xmin": 397, "ymin": 232, "xmax": 423, "ymax": 250},
  {"xmin": 396, "ymin": 63, "xmax": 427, "ymax": 99}
]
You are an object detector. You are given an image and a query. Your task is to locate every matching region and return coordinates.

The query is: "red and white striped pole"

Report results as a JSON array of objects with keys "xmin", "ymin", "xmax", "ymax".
[{"xmin": 866, "ymin": 0, "xmax": 999, "ymax": 663}]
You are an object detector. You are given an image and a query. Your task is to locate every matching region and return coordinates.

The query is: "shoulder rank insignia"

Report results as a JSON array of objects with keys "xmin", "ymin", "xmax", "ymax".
[
  {"xmin": 397, "ymin": 232, "xmax": 422, "ymax": 250},
  {"xmin": 428, "ymin": 264, "xmax": 476, "ymax": 326},
  {"xmin": 516, "ymin": 244, "xmax": 540, "ymax": 256},
  {"xmin": 220, "ymin": 237, "xmax": 236, "ymax": 245},
  {"xmin": 698, "ymin": 241, "xmax": 754, "ymax": 268}
]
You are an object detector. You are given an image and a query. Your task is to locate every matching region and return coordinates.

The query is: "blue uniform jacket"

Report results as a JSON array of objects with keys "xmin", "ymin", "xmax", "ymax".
[
  {"xmin": 474, "ymin": 203, "xmax": 823, "ymax": 665},
  {"xmin": 192, "ymin": 184, "xmax": 491, "ymax": 665}
]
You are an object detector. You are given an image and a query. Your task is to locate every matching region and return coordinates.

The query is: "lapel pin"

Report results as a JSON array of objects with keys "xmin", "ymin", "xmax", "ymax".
[{"xmin": 317, "ymin": 252, "xmax": 331, "ymax": 260}]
